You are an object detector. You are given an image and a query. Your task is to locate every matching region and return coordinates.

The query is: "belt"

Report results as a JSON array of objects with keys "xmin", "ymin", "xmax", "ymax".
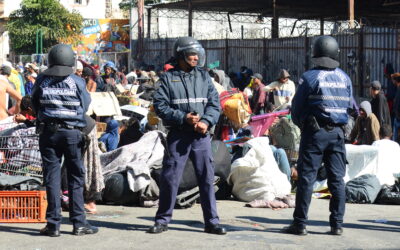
[{"xmin": 45, "ymin": 122, "xmax": 82, "ymax": 131}]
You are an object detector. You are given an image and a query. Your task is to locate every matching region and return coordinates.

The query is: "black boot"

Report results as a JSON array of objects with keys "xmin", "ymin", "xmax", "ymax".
[{"xmin": 147, "ymin": 223, "xmax": 168, "ymax": 234}]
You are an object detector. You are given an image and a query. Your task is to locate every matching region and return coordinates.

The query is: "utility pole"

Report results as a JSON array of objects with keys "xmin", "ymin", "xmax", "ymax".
[
  {"xmin": 129, "ymin": 0, "xmax": 133, "ymax": 70},
  {"xmin": 137, "ymin": 0, "xmax": 144, "ymax": 63}
]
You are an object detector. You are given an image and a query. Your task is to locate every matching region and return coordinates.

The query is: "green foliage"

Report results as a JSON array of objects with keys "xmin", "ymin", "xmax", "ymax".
[
  {"xmin": 6, "ymin": 0, "xmax": 83, "ymax": 54},
  {"xmin": 119, "ymin": 0, "xmax": 161, "ymax": 11}
]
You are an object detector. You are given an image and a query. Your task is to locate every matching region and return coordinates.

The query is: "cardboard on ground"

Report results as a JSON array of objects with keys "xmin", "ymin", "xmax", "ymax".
[{"xmin": 87, "ymin": 92, "xmax": 122, "ymax": 117}]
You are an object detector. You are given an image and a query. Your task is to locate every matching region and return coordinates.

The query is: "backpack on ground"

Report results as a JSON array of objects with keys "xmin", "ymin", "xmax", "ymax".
[{"xmin": 269, "ymin": 116, "xmax": 300, "ymax": 150}]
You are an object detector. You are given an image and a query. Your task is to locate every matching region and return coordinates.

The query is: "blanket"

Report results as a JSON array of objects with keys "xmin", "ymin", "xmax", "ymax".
[{"xmin": 101, "ymin": 131, "xmax": 165, "ymax": 193}]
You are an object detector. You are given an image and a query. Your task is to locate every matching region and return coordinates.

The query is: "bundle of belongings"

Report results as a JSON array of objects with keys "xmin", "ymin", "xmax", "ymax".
[
  {"xmin": 101, "ymin": 131, "xmax": 232, "ymax": 208},
  {"xmin": 101, "ymin": 131, "xmax": 165, "ymax": 207},
  {"xmin": 219, "ymin": 89, "xmax": 252, "ymax": 128},
  {"xmin": 313, "ymin": 143, "xmax": 400, "ymax": 204},
  {"xmin": 227, "ymin": 137, "xmax": 293, "ymax": 208}
]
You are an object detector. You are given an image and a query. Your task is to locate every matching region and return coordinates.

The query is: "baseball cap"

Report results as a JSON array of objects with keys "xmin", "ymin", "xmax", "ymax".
[
  {"xmin": 370, "ymin": 80, "xmax": 381, "ymax": 90},
  {"xmin": 251, "ymin": 73, "xmax": 263, "ymax": 81}
]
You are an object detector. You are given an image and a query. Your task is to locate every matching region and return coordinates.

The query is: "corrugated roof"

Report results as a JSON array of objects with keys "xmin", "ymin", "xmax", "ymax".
[{"xmin": 151, "ymin": 0, "xmax": 400, "ymax": 25}]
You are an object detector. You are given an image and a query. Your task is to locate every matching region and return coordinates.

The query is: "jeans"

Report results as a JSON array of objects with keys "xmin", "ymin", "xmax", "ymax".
[
  {"xmin": 270, "ymin": 145, "xmax": 291, "ymax": 181},
  {"xmin": 393, "ymin": 118, "xmax": 400, "ymax": 143}
]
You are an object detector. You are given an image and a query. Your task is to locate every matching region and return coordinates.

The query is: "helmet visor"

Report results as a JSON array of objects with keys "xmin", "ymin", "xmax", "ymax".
[{"xmin": 178, "ymin": 44, "xmax": 206, "ymax": 67}]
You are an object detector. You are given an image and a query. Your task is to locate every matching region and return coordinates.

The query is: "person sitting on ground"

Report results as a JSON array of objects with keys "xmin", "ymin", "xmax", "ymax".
[
  {"xmin": 370, "ymin": 80, "xmax": 391, "ymax": 129},
  {"xmin": 14, "ymin": 95, "xmax": 36, "ymax": 126},
  {"xmin": 99, "ymin": 119, "xmax": 120, "ymax": 152},
  {"xmin": 210, "ymin": 70, "xmax": 226, "ymax": 95},
  {"xmin": 82, "ymin": 67, "xmax": 97, "ymax": 92},
  {"xmin": 118, "ymin": 117, "xmax": 143, "ymax": 148},
  {"xmin": 0, "ymin": 66, "xmax": 22, "ymax": 119},
  {"xmin": 262, "ymin": 69, "xmax": 296, "ymax": 108},
  {"xmin": 350, "ymin": 101, "xmax": 380, "ymax": 145}
]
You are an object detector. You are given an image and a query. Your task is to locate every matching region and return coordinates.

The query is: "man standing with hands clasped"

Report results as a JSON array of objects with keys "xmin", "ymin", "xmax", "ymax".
[{"xmin": 148, "ymin": 37, "xmax": 226, "ymax": 235}]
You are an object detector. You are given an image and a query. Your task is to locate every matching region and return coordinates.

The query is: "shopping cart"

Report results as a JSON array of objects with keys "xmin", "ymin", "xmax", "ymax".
[{"xmin": 0, "ymin": 134, "xmax": 42, "ymax": 180}]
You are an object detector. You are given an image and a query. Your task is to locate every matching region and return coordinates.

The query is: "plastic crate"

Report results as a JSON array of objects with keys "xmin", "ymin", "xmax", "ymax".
[{"xmin": 0, "ymin": 191, "xmax": 47, "ymax": 223}]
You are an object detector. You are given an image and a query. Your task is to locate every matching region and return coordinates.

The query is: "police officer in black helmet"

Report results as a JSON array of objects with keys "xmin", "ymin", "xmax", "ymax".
[
  {"xmin": 32, "ymin": 44, "xmax": 98, "ymax": 237},
  {"xmin": 148, "ymin": 37, "xmax": 226, "ymax": 235},
  {"xmin": 283, "ymin": 36, "xmax": 353, "ymax": 236}
]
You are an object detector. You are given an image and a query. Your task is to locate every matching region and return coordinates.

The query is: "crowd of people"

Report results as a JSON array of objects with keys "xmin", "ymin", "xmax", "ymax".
[{"xmin": 0, "ymin": 34, "xmax": 400, "ymax": 238}]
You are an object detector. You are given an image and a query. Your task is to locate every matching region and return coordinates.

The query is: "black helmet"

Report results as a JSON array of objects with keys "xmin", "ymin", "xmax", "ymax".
[
  {"xmin": 173, "ymin": 37, "xmax": 205, "ymax": 67},
  {"xmin": 311, "ymin": 35, "xmax": 340, "ymax": 69},
  {"xmin": 43, "ymin": 44, "xmax": 75, "ymax": 76}
]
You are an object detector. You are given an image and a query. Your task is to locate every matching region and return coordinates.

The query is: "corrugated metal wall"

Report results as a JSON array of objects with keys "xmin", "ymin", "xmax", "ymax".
[{"xmin": 139, "ymin": 27, "xmax": 400, "ymax": 98}]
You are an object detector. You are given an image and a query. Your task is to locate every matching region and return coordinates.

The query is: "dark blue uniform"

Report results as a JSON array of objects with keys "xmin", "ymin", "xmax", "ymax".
[
  {"xmin": 291, "ymin": 67, "xmax": 352, "ymax": 229},
  {"xmin": 32, "ymin": 74, "xmax": 91, "ymax": 231},
  {"xmin": 153, "ymin": 67, "xmax": 221, "ymax": 227}
]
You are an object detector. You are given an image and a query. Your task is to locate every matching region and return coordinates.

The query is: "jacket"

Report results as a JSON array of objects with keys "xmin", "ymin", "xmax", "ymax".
[
  {"xmin": 350, "ymin": 114, "xmax": 380, "ymax": 145},
  {"xmin": 31, "ymin": 73, "xmax": 91, "ymax": 128},
  {"xmin": 291, "ymin": 67, "xmax": 353, "ymax": 128},
  {"xmin": 371, "ymin": 91, "xmax": 391, "ymax": 128},
  {"xmin": 153, "ymin": 67, "xmax": 220, "ymax": 130}
]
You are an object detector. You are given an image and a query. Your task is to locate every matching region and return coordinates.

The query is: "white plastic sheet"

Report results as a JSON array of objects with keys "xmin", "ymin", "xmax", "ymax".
[{"xmin": 314, "ymin": 142, "xmax": 400, "ymax": 191}]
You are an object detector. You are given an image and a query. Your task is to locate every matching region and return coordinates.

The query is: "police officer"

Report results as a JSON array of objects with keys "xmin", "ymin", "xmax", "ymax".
[
  {"xmin": 148, "ymin": 37, "xmax": 227, "ymax": 235},
  {"xmin": 283, "ymin": 36, "xmax": 352, "ymax": 236},
  {"xmin": 32, "ymin": 44, "xmax": 98, "ymax": 237}
]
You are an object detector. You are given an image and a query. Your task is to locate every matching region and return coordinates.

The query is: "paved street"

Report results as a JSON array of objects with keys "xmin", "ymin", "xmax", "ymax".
[{"xmin": 0, "ymin": 199, "xmax": 399, "ymax": 249}]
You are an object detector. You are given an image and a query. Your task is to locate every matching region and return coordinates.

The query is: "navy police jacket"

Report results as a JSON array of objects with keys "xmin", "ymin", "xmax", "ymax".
[
  {"xmin": 153, "ymin": 67, "xmax": 220, "ymax": 130},
  {"xmin": 32, "ymin": 74, "xmax": 91, "ymax": 128},
  {"xmin": 291, "ymin": 67, "xmax": 353, "ymax": 128}
]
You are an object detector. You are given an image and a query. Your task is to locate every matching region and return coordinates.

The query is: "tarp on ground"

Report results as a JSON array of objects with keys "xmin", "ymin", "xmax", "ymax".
[
  {"xmin": 100, "ymin": 131, "xmax": 165, "ymax": 193},
  {"xmin": 314, "ymin": 142, "xmax": 400, "ymax": 191}
]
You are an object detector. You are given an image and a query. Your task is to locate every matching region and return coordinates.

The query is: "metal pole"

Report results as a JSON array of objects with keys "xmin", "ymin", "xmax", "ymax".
[
  {"xmin": 147, "ymin": 8, "xmax": 151, "ymax": 39},
  {"xmin": 40, "ymin": 28, "xmax": 43, "ymax": 55},
  {"xmin": 129, "ymin": 0, "xmax": 132, "ymax": 70},
  {"xmin": 36, "ymin": 29, "xmax": 39, "ymax": 54},
  {"xmin": 188, "ymin": 0, "xmax": 193, "ymax": 36}
]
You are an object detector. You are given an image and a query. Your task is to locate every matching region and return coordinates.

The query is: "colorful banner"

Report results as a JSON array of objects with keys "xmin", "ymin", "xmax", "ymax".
[{"xmin": 75, "ymin": 19, "xmax": 130, "ymax": 56}]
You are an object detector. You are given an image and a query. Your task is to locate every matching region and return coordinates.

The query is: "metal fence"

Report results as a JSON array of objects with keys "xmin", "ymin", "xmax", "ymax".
[
  {"xmin": 13, "ymin": 52, "xmax": 130, "ymax": 73},
  {"xmin": 135, "ymin": 26, "xmax": 400, "ymax": 99}
]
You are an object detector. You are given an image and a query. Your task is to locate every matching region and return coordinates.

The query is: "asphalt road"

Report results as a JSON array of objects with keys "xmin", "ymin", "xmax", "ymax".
[{"xmin": 0, "ymin": 199, "xmax": 399, "ymax": 250}]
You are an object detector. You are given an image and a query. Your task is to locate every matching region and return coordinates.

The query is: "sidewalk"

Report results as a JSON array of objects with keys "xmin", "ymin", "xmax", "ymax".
[{"xmin": 0, "ymin": 199, "xmax": 399, "ymax": 249}]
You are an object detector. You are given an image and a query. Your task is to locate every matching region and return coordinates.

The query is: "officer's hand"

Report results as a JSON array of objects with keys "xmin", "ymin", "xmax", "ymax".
[
  {"xmin": 194, "ymin": 121, "xmax": 208, "ymax": 134},
  {"xmin": 186, "ymin": 113, "xmax": 200, "ymax": 125}
]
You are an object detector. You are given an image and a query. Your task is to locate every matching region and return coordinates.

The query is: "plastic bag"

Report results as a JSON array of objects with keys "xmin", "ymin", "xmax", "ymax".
[{"xmin": 375, "ymin": 182, "xmax": 400, "ymax": 205}]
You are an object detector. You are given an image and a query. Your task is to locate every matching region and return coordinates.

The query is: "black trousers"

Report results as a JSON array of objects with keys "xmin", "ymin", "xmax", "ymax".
[{"xmin": 39, "ymin": 128, "xmax": 87, "ymax": 230}]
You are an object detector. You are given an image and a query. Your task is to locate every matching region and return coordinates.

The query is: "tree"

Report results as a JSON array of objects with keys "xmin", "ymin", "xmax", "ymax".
[
  {"xmin": 119, "ymin": 0, "xmax": 163, "ymax": 11},
  {"xmin": 6, "ymin": 0, "xmax": 83, "ymax": 54}
]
